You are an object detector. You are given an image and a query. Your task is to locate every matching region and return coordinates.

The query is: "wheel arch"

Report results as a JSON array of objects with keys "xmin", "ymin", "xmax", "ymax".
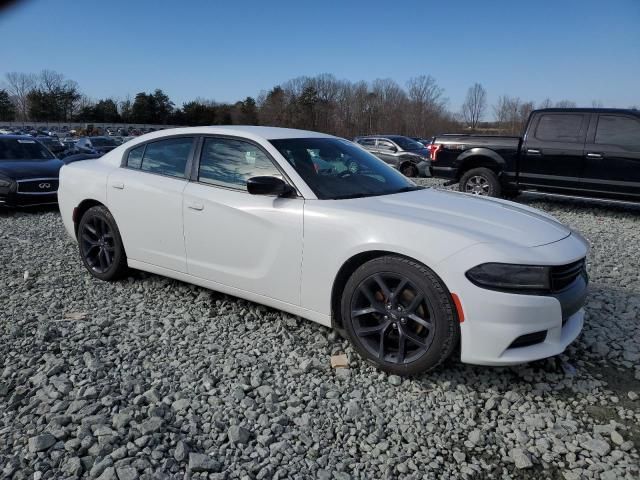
[
  {"xmin": 456, "ymin": 149, "xmax": 505, "ymax": 180},
  {"xmin": 330, "ymin": 250, "xmax": 459, "ymax": 331},
  {"xmin": 73, "ymin": 199, "xmax": 107, "ymax": 237}
]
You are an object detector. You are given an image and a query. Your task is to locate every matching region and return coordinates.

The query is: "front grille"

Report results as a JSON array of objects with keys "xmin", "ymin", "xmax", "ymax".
[
  {"xmin": 551, "ymin": 259, "xmax": 586, "ymax": 292},
  {"xmin": 508, "ymin": 330, "xmax": 547, "ymax": 349},
  {"xmin": 17, "ymin": 179, "xmax": 59, "ymax": 194}
]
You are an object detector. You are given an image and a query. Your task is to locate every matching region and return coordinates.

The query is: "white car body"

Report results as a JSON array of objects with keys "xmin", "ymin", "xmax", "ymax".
[{"xmin": 58, "ymin": 126, "xmax": 589, "ymax": 366}]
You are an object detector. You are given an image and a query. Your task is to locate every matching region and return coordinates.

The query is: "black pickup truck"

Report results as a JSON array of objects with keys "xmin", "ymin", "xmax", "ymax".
[{"xmin": 429, "ymin": 108, "xmax": 640, "ymax": 202}]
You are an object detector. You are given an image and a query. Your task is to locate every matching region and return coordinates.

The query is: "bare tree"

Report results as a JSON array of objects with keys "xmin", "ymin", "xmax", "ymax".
[
  {"xmin": 406, "ymin": 75, "xmax": 446, "ymax": 136},
  {"xmin": 4, "ymin": 72, "xmax": 36, "ymax": 121},
  {"xmin": 555, "ymin": 100, "xmax": 577, "ymax": 108},
  {"xmin": 461, "ymin": 83, "xmax": 487, "ymax": 129},
  {"xmin": 591, "ymin": 100, "xmax": 603, "ymax": 108},
  {"xmin": 538, "ymin": 98, "xmax": 553, "ymax": 109}
]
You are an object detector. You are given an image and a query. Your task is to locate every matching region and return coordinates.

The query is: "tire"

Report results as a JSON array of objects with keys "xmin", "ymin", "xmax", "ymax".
[
  {"xmin": 459, "ymin": 167, "xmax": 501, "ymax": 197},
  {"xmin": 400, "ymin": 163, "xmax": 418, "ymax": 178},
  {"xmin": 77, "ymin": 205, "xmax": 128, "ymax": 281},
  {"xmin": 341, "ymin": 255, "xmax": 459, "ymax": 376}
]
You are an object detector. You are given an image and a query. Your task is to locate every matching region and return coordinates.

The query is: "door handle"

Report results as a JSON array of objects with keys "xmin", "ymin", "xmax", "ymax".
[
  {"xmin": 111, "ymin": 182, "xmax": 124, "ymax": 189},
  {"xmin": 526, "ymin": 149, "xmax": 542, "ymax": 156},
  {"xmin": 586, "ymin": 152, "xmax": 603, "ymax": 159},
  {"xmin": 187, "ymin": 202, "xmax": 204, "ymax": 211}
]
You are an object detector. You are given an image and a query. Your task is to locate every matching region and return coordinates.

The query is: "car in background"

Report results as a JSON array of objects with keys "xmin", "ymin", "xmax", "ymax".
[
  {"xmin": 72, "ymin": 136, "xmax": 119, "ymax": 155},
  {"xmin": 61, "ymin": 153, "xmax": 102, "ymax": 165},
  {"xmin": 0, "ymin": 135, "xmax": 64, "ymax": 207},
  {"xmin": 354, "ymin": 135, "xmax": 430, "ymax": 177},
  {"xmin": 35, "ymin": 136, "xmax": 66, "ymax": 156},
  {"xmin": 429, "ymin": 108, "xmax": 640, "ymax": 202},
  {"xmin": 411, "ymin": 137, "xmax": 434, "ymax": 147}
]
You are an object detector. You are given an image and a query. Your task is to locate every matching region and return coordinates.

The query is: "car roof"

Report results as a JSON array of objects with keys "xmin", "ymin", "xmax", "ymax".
[
  {"xmin": 533, "ymin": 108, "xmax": 640, "ymax": 116},
  {"xmin": 127, "ymin": 125, "xmax": 335, "ymax": 142}
]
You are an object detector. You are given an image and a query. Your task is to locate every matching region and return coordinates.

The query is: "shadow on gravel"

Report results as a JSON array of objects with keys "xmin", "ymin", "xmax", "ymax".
[{"xmin": 0, "ymin": 204, "xmax": 59, "ymax": 218}]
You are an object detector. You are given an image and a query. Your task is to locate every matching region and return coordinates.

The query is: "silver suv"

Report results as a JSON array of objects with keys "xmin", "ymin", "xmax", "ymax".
[{"xmin": 354, "ymin": 135, "xmax": 430, "ymax": 177}]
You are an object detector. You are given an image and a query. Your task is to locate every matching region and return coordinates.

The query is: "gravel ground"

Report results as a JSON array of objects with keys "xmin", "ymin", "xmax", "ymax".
[{"xmin": 1, "ymin": 180, "xmax": 639, "ymax": 479}]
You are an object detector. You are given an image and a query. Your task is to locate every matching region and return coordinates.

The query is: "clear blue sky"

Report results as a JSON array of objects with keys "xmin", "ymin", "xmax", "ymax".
[{"xmin": 1, "ymin": 0, "xmax": 638, "ymax": 114}]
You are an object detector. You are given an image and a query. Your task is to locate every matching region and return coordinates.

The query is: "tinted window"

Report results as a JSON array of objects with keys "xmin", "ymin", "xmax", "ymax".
[
  {"xmin": 90, "ymin": 137, "xmax": 117, "ymax": 147},
  {"xmin": 0, "ymin": 138, "xmax": 54, "ymax": 160},
  {"xmin": 378, "ymin": 140, "xmax": 395, "ymax": 151},
  {"xmin": 535, "ymin": 114, "xmax": 584, "ymax": 142},
  {"xmin": 357, "ymin": 138, "xmax": 376, "ymax": 147},
  {"xmin": 140, "ymin": 137, "xmax": 193, "ymax": 178},
  {"xmin": 595, "ymin": 115, "xmax": 640, "ymax": 147},
  {"xmin": 270, "ymin": 138, "xmax": 418, "ymax": 200},
  {"xmin": 127, "ymin": 145, "xmax": 145, "ymax": 169},
  {"xmin": 391, "ymin": 137, "xmax": 423, "ymax": 151},
  {"xmin": 198, "ymin": 137, "xmax": 281, "ymax": 190}
]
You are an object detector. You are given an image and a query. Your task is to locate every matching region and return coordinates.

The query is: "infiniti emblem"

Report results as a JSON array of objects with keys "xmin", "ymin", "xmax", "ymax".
[{"xmin": 38, "ymin": 183, "xmax": 51, "ymax": 189}]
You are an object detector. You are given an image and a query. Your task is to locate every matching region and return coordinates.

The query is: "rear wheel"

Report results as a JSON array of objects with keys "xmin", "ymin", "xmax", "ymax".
[
  {"xmin": 77, "ymin": 205, "xmax": 128, "ymax": 281},
  {"xmin": 341, "ymin": 256, "xmax": 459, "ymax": 376},
  {"xmin": 459, "ymin": 167, "xmax": 501, "ymax": 197}
]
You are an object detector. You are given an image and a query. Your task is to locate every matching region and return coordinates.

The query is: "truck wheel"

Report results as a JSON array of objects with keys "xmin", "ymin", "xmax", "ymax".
[{"xmin": 460, "ymin": 168, "xmax": 501, "ymax": 197}]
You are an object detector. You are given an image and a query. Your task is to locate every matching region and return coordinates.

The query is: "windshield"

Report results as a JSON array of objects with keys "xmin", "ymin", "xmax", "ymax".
[
  {"xmin": 90, "ymin": 137, "xmax": 117, "ymax": 147},
  {"xmin": 0, "ymin": 138, "xmax": 55, "ymax": 160},
  {"xmin": 269, "ymin": 137, "xmax": 420, "ymax": 200},
  {"xmin": 391, "ymin": 136, "xmax": 424, "ymax": 151}
]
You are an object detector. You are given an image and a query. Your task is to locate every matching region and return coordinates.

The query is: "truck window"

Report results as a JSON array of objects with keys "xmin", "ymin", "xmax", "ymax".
[
  {"xmin": 535, "ymin": 114, "xmax": 584, "ymax": 142},
  {"xmin": 595, "ymin": 115, "xmax": 640, "ymax": 147}
]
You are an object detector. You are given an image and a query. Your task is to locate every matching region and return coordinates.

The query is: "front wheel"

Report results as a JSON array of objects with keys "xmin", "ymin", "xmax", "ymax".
[
  {"xmin": 341, "ymin": 256, "xmax": 459, "ymax": 376},
  {"xmin": 77, "ymin": 205, "xmax": 128, "ymax": 281},
  {"xmin": 459, "ymin": 167, "xmax": 501, "ymax": 197}
]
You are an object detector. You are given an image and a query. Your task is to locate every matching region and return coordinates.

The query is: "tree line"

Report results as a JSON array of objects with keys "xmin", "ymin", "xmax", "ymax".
[{"xmin": 2, "ymin": 70, "xmax": 633, "ymax": 137}]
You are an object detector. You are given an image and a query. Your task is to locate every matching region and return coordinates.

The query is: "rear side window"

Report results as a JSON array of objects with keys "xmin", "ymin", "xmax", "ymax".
[
  {"xmin": 535, "ymin": 114, "xmax": 584, "ymax": 142},
  {"xmin": 198, "ymin": 137, "xmax": 281, "ymax": 190},
  {"xmin": 126, "ymin": 145, "xmax": 144, "ymax": 168},
  {"xmin": 140, "ymin": 137, "xmax": 193, "ymax": 178},
  {"xmin": 595, "ymin": 115, "xmax": 640, "ymax": 147}
]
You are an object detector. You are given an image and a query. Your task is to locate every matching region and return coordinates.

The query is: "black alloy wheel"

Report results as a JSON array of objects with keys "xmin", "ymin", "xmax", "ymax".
[
  {"xmin": 78, "ymin": 205, "xmax": 128, "ymax": 281},
  {"xmin": 350, "ymin": 273, "xmax": 435, "ymax": 364},
  {"xmin": 342, "ymin": 256, "xmax": 459, "ymax": 375},
  {"xmin": 81, "ymin": 215, "xmax": 115, "ymax": 273}
]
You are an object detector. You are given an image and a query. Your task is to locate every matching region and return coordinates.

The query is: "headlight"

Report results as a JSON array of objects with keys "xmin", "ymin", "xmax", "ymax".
[
  {"xmin": 466, "ymin": 263, "xmax": 550, "ymax": 292},
  {"xmin": 0, "ymin": 176, "xmax": 13, "ymax": 188}
]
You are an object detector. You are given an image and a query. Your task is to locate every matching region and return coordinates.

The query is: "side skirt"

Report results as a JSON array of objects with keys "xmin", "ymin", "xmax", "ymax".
[{"xmin": 127, "ymin": 259, "xmax": 332, "ymax": 327}]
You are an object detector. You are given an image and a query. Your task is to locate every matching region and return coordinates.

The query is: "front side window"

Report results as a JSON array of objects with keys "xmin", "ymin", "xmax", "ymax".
[
  {"xmin": 140, "ymin": 137, "xmax": 193, "ymax": 178},
  {"xmin": 378, "ymin": 140, "xmax": 396, "ymax": 151},
  {"xmin": 198, "ymin": 137, "xmax": 282, "ymax": 190},
  {"xmin": 270, "ymin": 137, "xmax": 419, "ymax": 200},
  {"xmin": 535, "ymin": 114, "xmax": 585, "ymax": 142},
  {"xmin": 595, "ymin": 115, "xmax": 640, "ymax": 147},
  {"xmin": 392, "ymin": 136, "xmax": 424, "ymax": 151}
]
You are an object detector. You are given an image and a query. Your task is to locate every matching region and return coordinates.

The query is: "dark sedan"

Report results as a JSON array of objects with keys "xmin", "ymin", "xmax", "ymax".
[
  {"xmin": 72, "ymin": 136, "xmax": 119, "ymax": 155},
  {"xmin": 0, "ymin": 136, "xmax": 64, "ymax": 207},
  {"xmin": 35, "ymin": 136, "xmax": 66, "ymax": 156}
]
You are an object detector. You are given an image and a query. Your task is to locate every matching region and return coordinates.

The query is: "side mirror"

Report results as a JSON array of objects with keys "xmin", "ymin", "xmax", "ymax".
[{"xmin": 247, "ymin": 176, "xmax": 295, "ymax": 197}]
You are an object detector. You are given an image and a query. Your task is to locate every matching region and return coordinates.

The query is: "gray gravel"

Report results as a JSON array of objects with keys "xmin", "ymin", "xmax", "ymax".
[{"xmin": 1, "ymin": 181, "xmax": 639, "ymax": 479}]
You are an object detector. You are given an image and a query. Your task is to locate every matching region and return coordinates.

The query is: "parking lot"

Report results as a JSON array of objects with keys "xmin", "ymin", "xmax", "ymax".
[{"xmin": 0, "ymin": 178, "xmax": 639, "ymax": 479}]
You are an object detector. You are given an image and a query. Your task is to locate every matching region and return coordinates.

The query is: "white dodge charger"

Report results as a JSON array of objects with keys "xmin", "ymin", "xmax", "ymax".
[{"xmin": 58, "ymin": 126, "xmax": 589, "ymax": 375}]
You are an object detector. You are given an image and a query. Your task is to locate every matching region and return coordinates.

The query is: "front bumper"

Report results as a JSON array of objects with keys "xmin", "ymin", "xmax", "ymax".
[
  {"xmin": 0, "ymin": 190, "xmax": 58, "ymax": 207},
  {"xmin": 438, "ymin": 233, "xmax": 589, "ymax": 366}
]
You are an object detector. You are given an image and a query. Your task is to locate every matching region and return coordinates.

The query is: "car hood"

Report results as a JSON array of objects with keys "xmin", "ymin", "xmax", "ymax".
[
  {"xmin": 0, "ymin": 158, "xmax": 64, "ymax": 180},
  {"xmin": 351, "ymin": 188, "xmax": 571, "ymax": 248}
]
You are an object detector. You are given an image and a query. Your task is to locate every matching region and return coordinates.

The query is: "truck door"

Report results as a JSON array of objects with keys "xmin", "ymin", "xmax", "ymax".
[
  {"xmin": 519, "ymin": 112, "xmax": 588, "ymax": 191},
  {"xmin": 581, "ymin": 113, "xmax": 640, "ymax": 200}
]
